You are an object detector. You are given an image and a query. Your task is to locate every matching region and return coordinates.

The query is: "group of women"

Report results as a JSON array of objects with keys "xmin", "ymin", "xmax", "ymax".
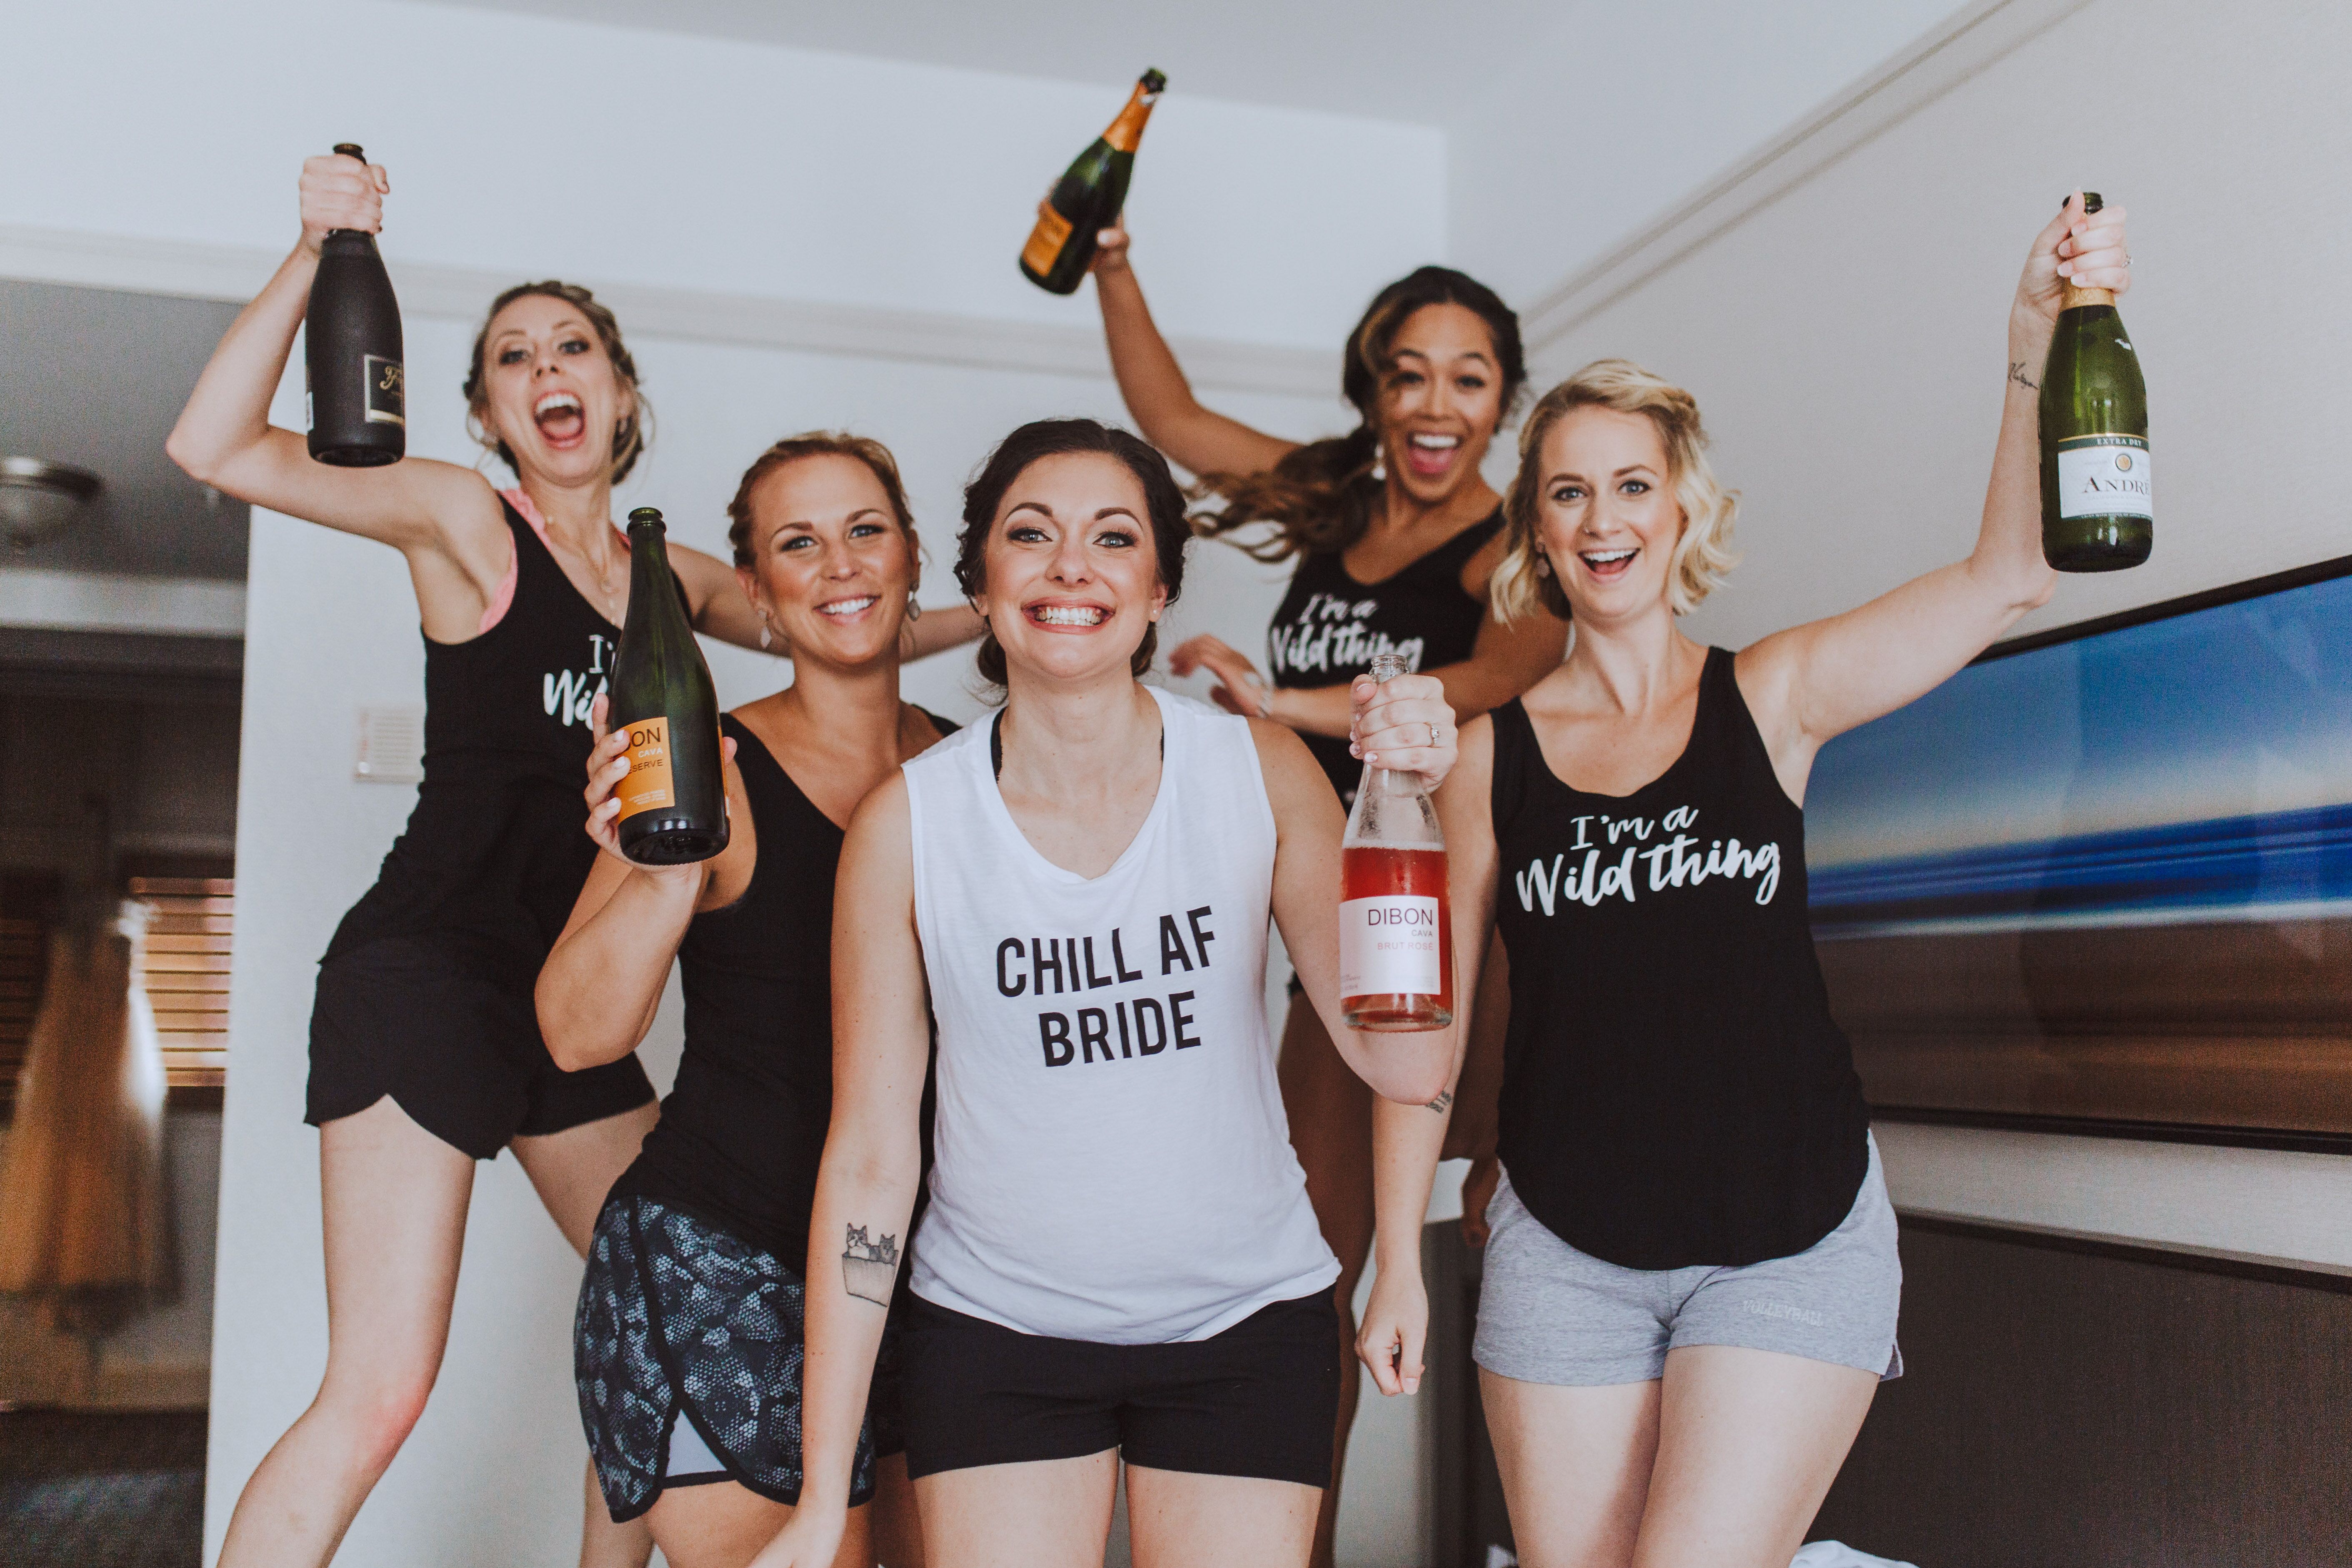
[{"xmin": 167, "ymin": 149, "xmax": 2132, "ymax": 1568}]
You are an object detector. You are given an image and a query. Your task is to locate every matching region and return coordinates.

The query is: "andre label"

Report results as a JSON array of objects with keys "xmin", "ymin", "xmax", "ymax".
[{"xmin": 2055, "ymin": 435, "xmax": 2152, "ymax": 520}]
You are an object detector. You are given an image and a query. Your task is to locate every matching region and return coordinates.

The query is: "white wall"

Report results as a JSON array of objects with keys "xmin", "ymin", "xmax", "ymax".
[
  {"xmin": 0, "ymin": 5, "xmax": 1443, "ymax": 1564},
  {"xmin": 1447, "ymin": 0, "xmax": 1972, "ymax": 305},
  {"xmin": 1516, "ymin": 0, "xmax": 2352, "ymax": 1263}
]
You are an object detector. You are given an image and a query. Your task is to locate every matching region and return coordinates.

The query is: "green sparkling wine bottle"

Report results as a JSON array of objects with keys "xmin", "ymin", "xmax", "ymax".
[
  {"xmin": 305, "ymin": 144, "xmax": 405, "ymax": 468},
  {"xmin": 609, "ymin": 508, "xmax": 728, "ymax": 865},
  {"xmin": 1019, "ymin": 69, "xmax": 1167, "ymax": 295},
  {"xmin": 2038, "ymin": 193, "xmax": 2150, "ymax": 571}
]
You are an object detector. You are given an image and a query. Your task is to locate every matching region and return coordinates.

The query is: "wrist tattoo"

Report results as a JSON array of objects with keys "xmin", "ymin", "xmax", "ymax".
[
  {"xmin": 2007, "ymin": 360, "xmax": 2039, "ymax": 391},
  {"xmin": 841, "ymin": 1224, "xmax": 900, "ymax": 1306},
  {"xmin": 1425, "ymin": 1090, "xmax": 1454, "ymax": 1115}
]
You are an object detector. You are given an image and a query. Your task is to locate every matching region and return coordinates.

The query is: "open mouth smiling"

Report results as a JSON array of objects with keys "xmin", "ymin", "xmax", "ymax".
[
  {"xmin": 1027, "ymin": 603, "xmax": 1109, "ymax": 629},
  {"xmin": 817, "ymin": 595, "xmax": 877, "ymax": 618},
  {"xmin": 1580, "ymin": 547, "xmax": 1638, "ymax": 580},
  {"xmin": 533, "ymin": 390, "xmax": 585, "ymax": 449},
  {"xmin": 1403, "ymin": 431, "xmax": 1461, "ymax": 478}
]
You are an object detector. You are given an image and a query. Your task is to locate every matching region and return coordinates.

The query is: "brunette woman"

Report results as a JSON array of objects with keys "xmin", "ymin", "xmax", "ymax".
[
  {"xmin": 1083, "ymin": 223, "xmax": 1565, "ymax": 1555},
  {"xmin": 165, "ymin": 154, "xmax": 968, "ymax": 1568},
  {"xmin": 751, "ymin": 418, "xmax": 1457, "ymax": 1568},
  {"xmin": 1357, "ymin": 196, "xmax": 2132, "ymax": 1566},
  {"xmin": 540, "ymin": 434, "xmax": 948, "ymax": 1568}
]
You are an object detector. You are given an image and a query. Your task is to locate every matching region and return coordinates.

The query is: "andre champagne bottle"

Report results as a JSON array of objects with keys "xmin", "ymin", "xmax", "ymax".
[
  {"xmin": 305, "ymin": 144, "xmax": 405, "ymax": 467},
  {"xmin": 1339, "ymin": 654, "xmax": 1454, "ymax": 1031},
  {"xmin": 1019, "ymin": 69, "xmax": 1167, "ymax": 295},
  {"xmin": 2039, "ymin": 192, "xmax": 2150, "ymax": 571},
  {"xmin": 610, "ymin": 508, "xmax": 728, "ymax": 865}
]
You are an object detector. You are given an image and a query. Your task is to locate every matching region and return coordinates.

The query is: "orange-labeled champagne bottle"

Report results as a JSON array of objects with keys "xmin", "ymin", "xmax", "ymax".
[
  {"xmin": 609, "ymin": 507, "xmax": 728, "ymax": 865},
  {"xmin": 1020, "ymin": 69, "xmax": 1166, "ymax": 295},
  {"xmin": 305, "ymin": 143, "xmax": 405, "ymax": 467},
  {"xmin": 1339, "ymin": 653, "xmax": 1453, "ymax": 1032}
]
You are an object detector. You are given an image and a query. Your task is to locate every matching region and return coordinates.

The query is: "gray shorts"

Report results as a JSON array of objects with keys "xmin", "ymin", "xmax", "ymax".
[{"xmin": 1474, "ymin": 1135, "xmax": 1903, "ymax": 1386}]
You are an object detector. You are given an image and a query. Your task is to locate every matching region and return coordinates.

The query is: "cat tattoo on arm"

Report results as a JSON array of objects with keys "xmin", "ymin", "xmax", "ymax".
[{"xmin": 841, "ymin": 1224, "xmax": 901, "ymax": 1307}]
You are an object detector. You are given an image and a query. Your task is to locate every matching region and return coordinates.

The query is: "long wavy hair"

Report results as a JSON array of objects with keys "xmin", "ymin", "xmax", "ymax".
[
  {"xmin": 1193, "ymin": 266, "xmax": 1525, "ymax": 560},
  {"xmin": 461, "ymin": 280, "xmax": 651, "ymax": 484},
  {"xmin": 1491, "ymin": 359, "xmax": 1740, "ymax": 625}
]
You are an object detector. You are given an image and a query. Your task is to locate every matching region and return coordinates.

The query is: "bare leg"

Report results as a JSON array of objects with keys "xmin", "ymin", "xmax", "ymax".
[
  {"xmin": 511, "ymin": 1103, "xmax": 661, "ymax": 1568},
  {"xmin": 215, "ymin": 1098, "xmax": 474, "ymax": 1568},
  {"xmin": 1274, "ymin": 996, "xmax": 1374, "ymax": 1568},
  {"xmin": 870, "ymin": 1451, "xmax": 926, "ymax": 1568},
  {"xmin": 1631, "ymin": 1346, "xmax": 1877, "ymax": 1568},
  {"xmin": 915, "ymin": 1450, "xmax": 1118, "ymax": 1568},
  {"xmin": 1125, "ymin": 1465, "xmax": 1320, "ymax": 1568},
  {"xmin": 1480, "ymin": 1371, "xmax": 1659, "ymax": 1568},
  {"xmin": 642, "ymin": 1481, "xmax": 871, "ymax": 1568}
]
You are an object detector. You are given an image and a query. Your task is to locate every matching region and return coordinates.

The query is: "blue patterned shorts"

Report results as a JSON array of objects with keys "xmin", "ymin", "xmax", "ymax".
[{"xmin": 574, "ymin": 1194, "xmax": 879, "ymax": 1521}]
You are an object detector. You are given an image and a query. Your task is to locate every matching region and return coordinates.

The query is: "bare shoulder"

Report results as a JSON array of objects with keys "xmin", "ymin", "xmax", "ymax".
[
  {"xmin": 1245, "ymin": 715, "xmax": 1329, "ymax": 792},
  {"xmin": 845, "ymin": 769, "xmax": 913, "ymax": 845},
  {"xmin": 1731, "ymin": 628, "xmax": 1807, "ymax": 739}
]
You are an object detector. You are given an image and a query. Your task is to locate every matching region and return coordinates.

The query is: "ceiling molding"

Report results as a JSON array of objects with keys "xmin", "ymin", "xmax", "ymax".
[
  {"xmin": 0, "ymin": 223, "xmax": 1339, "ymax": 399},
  {"xmin": 1519, "ymin": 0, "xmax": 2097, "ymax": 356}
]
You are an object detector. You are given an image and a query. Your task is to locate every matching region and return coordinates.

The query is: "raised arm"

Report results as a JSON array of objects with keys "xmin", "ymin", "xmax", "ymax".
[
  {"xmin": 1087, "ymin": 218, "xmax": 1296, "ymax": 478},
  {"xmin": 1262, "ymin": 672, "xmax": 1461, "ymax": 1105},
  {"xmin": 750, "ymin": 777, "xmax": 931, "ymax": 1568},
  {"xmin": 1356, "ymin": 715, "xmax": 1501, "ymax": 1396},
  {"xmin": 1737, "ymin": 194, "xmax": 2132, "ymax": 799},
  {"xmin": 165, "ymin": 153, "xmax": 503, "ymax": 571},
  {"xmin": 536, "ymin": 695, "xmax": 746, "ymax": 1069}
]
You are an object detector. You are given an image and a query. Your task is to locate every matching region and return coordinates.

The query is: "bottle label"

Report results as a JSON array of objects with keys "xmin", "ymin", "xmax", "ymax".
[
  {"xmin": 364, "ymin": 355, "xmax": 406, "ymax": 428},
  {"xmin": 2055, "ymin": 435, "xmax": 2152, "ymax": 520},
  {"xmin": 1103, "ymin": 85, "xmax": 1161, "ymax": 153},
  {"xmin": 1339, "ymin": 895, "xmax": 1442, "ymax": 997},
  {"xmin": 617, "ymin": 716, "xmax": 675, "ymax": 820},
  {"xmin": 1022, "ymin": 208, "xmax": 1074, "ymax": 275}
]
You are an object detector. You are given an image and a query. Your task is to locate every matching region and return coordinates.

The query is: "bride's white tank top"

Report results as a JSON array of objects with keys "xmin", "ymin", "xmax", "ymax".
[{"xmin": 903, "ymin": 685, "xmax": 1338, "ymax": 1344}]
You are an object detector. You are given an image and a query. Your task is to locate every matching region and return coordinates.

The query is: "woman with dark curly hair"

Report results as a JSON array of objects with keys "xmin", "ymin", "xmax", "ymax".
[{"xmin": 1076, "ymin": 218, "xmax": 1568, "ymax": 1560}]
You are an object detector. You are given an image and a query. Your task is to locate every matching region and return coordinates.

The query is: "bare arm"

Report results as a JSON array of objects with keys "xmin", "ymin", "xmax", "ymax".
[
  {"xmin": 1261, "ymin": 672, "xmax": 1462, "ymax": 1105},
  {"xmin": 1737, "ymin": 195, "xmax": 2132, "ymax": 801},
  {"xmin": 1087, "ymin": 219, "xmax": 1296, "ymax": 479},
  {"xmin": 904, "ymin": 601, "xmax": 986, "ymax": 661},
  {"xmin": 165, "ymin": 154, "xmax": 508, "ymax": 620},
  {"xmin": 1358, "ymin": 715, "xmax": 1500, "ymax": 1395},
  {"xmin": 750, "ymin": 778, "xmax": 930, "ymax": 1568},
  {"xmin": 536, "ymin": 700, "xmax": 748, "ymax": 1069}
]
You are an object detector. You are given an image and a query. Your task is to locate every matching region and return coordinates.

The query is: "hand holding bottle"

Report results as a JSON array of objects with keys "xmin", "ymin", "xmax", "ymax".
[
  {"xmin": 1347, "ymin": 669, "xmax": 1456, "ymax": 788},
  {"xmin": 582, "ymin": 693, "xmax": 732, "ymax": 876},
  {"xmin": 2014, "ymin": 190, "xmax": 2129, "ymax": 332},
  {"xmin": 1087, "ymin": 213, "xmax": 1132, "ymax": 277},
  {"xmin": 298, "ymin": 150, "xmax": 386, "ymax": 256}
]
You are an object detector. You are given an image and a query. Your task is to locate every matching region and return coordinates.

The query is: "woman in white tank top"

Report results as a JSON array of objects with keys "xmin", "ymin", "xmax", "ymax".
[{"xmin": 751, "ymin": 420, "xmax": 1460, "ymax": 1568}]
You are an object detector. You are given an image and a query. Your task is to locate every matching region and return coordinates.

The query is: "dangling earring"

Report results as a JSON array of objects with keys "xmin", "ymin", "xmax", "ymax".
[
  {"xmin": 1370, "ymin": 450, "xmax": 1386, "ymax": 484},
  {"xmin": 1534, "ymin": 551, "xmax": 1551, "ymax": 578},
  {"xmin": 757, "ymin": 606, "xmax": 773, "ymax": 649},
  {"xmin": 905, "ymin": 588, "xmax": 923, "ymax": 623}
]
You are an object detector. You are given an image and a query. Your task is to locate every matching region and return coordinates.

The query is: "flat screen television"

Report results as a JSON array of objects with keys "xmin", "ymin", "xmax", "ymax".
[{"xmin": 1806, "ymin": 556, "xmax": 2352, "ymax": 1150}]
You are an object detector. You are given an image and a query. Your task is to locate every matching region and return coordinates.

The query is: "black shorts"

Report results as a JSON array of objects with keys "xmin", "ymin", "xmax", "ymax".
[
  {"xmin": 898, "ymin": 1290, "xmax": 1341, "ymax": 1488},
  {"xmin": 307, "ymin": 935, "xmax": 655, "ymax": 1160}
]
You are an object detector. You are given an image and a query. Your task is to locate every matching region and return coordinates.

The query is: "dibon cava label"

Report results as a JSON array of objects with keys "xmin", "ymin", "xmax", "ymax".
[
  {"xmin": 2056, "ymin": 434, "xmax": 2152, "ymax": 520},
  {"xmin": 1022, "ymin": 206, "xmax": 1074, "ymax": 274},
  {"xmin": 617, "ymin": 716, "xmax": 675, "ymax": 820},
  {"xmin": 1339, "ymin": 895, "xmax": 1442, "ymax": 998}
]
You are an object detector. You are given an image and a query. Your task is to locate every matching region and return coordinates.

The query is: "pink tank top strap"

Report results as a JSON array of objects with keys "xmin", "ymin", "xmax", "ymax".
[{"xmin": 477, "ymin": 488, "xmax": 551, "ymax": 635}]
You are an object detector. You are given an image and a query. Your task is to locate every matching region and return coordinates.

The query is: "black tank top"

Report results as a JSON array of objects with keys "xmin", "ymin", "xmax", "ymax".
[
  {"xmin": 1488, "ymin": 647, "xmax": 1869, "ymax": 1270},
  {"xmin": 616, "ymin": 710, "xmax": 953, "ymax": 1264},
  {"xmin": 1266, "ymin": 509, "xmax": 1503, "ymax": 802},
  {"xmin": 325, "ymin": 499, "xmax": 623, "ymax": 982}
]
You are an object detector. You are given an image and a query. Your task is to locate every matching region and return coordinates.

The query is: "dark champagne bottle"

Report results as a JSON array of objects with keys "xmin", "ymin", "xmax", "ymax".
[
  {"xmin": 2038, "ymin": 192, "xmax": 2149, "ymax": 571},
  {"xmin": 610, "ymin": 508, "xmax": 728, "ymax": 865},
  {"xmin": 305, "ymin": 144, "xmax": 405, "ymax": 467},
  {"xmin": 1019, "ymin": 70, "xmax": 1166, "ymax": 295}
]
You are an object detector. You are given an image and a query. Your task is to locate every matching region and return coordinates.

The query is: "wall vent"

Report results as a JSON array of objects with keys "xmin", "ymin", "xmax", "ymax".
[{"xmin": 354, "ymin": 705, "xmax": 425, "ymax": 783}]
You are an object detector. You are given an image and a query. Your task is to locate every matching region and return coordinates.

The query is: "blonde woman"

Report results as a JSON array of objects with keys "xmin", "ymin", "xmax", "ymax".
[{"xmin": 1357, "ymin": 195, "xmax": 2130, "ymax": 1565}]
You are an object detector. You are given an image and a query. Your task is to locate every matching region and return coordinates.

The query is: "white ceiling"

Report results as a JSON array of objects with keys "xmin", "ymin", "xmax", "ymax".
[
  {"xmin": 414, "ymin": 0, "xmax": 1566, "ymax": 126},
  {"xmin": 0, "ymin": 280, "xmax": 248, "ymax": 582}
]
